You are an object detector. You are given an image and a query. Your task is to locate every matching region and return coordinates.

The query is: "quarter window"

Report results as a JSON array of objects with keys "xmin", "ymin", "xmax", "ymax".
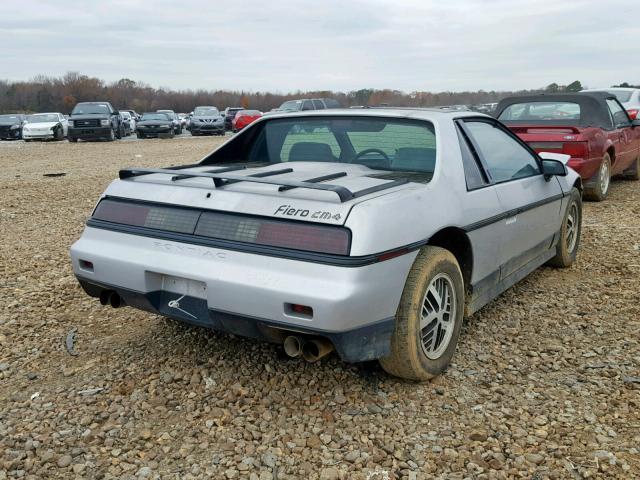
[
  {"xmin": 464, "ymin": 121, "xmax": 540, "ymax": 183},
  {"xmin": 606, "ymin": 99, "xmax": 631, "ymax": 128}
]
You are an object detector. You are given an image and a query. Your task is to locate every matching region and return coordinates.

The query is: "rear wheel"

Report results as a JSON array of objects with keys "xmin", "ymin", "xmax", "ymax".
[
  {"xmin": 548, "ymin": 187, "xmax": 582, "ymax": 267},
  {"xmin": 584, "ymin": 153, "xmax": 611, "ymax": 201},
  {"xmin": 622, "ymin": 156, "xmax": 640, "ymax": 180},
  {"xmin": 379, "ymin": 247, "xmax": 464, "ymax": 381},
  {"xmin": 68, "ymin": 137, "xmax": 78, "ymax": 143}
]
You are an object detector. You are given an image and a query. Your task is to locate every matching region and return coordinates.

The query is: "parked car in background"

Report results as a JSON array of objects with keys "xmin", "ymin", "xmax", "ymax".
[
  {"xmin": 22, "ymin": 113, "xmax": 68, "ymax": 141},
  {"xmin": 68, "ymin": 102, "xmax": 124, "ymax": 142},
  {"xmin": 120, "ymin": 111, "xmax": 134, "ymax": 136},
  {"xmin": 122, "ymin": 109, "xmax": 141, "ymax": 121},
  {"xmin": 582, "ymin": 87, "xmax": 640, "ymax": 120},
  {"xmin": 136, "ymin": 112, "xmax": 174, "ymax": 139},
  {"xmin": 177, "ymin": 114, "xmax": 188, "ymax": 128},
  {"xmin": 232, "ymin": 109, "xmax": 262, "ymax": 132},
  {"xmin": 271, "ymin": 98, "xmax": 341, "ymax": 114},
  {"xmin": 0, "ymin": 114, "xmax": 26, "ymax": 140},
  {"xmin": 496, "ymin": 92, "xmax": 640, "ymax": 201},
  {"xmin": 189, "ymin": 106, "xmax": 224, "ymax": 136},
  {"xmin": 157, "ymin": 110, "xmax": 182, "ymax": 135},
  {"xmin": 71, "ymin": 108, "xmax": 582, "ymax": 381},
  {"xmin": 223, "ymin": 107, "xmax": 243, "ymax": 130}
]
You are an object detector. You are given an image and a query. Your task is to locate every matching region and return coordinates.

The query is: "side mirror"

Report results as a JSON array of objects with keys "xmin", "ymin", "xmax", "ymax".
[{"xmin": 541, "ymin": 159, "xmax": 567, "ymax": 178}]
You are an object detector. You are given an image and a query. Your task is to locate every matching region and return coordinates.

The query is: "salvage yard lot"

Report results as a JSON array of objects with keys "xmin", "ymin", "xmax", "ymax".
[{"xmin": 1, "ymin": 138, "xmax": 639, "ymax": 479}]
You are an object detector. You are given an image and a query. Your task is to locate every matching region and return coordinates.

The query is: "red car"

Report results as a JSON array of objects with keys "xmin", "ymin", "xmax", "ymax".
[
  {"xmin": 496, "ymin": 93, "xmax": 640, "ymax": 201},
  {"xmin": 232, "ymin": 110, "xmax": 262, "ymax": 132}
]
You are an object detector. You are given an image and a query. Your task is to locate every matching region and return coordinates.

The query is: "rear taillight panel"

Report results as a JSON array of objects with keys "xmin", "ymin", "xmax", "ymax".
[
  {"xmin": 92, "ymin": 199, "xmax": 351, "ymax": 255},
  {"xmin": 561, "ymin": 141, "xmax": 587, "ymax": 158}
]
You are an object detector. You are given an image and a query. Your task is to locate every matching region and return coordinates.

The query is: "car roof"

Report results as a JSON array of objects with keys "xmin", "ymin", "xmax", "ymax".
[
  {"xmin": 261, "ymin": 107, "xmax": 487, "ymax": 122},
  {"xmin": 583, "ymin": 87, "xmax": 639, "ymax": 92}
]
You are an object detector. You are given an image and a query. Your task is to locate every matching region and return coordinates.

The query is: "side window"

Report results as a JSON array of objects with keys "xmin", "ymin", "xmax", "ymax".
[
  {"xmin": 465, "ymin": 121, "xmax": 540, "ymax": 183},
  {"xmin": 606, "ymin": 99, "xmax": 631, "ymax": 128},
  {"xmin": 301, "ymin": 100, "xmax": 314, "ymax": 111},
  {"xmin": 456, "ymin": 127, "xmax": 488, "ymax": 190},
  {"xmin": 312, "ymin": 100, "xmax": 324, "ymax": 110}
]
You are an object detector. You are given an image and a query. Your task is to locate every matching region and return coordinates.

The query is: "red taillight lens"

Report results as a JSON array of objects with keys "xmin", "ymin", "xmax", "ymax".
[
  {"xmin": 562, "ymin": 142, "xmax": 587, "ymax": 158},
  {"xmin": 92, "ymin": 200, "xmax": 351, "ymax": 256},
  {"xmin": 627, "ymin": 109, "xmax": 638, "ymax": 120},
  {"xmin": 257, "ymin": 222, "xmax": 349, "ymax": 255}
]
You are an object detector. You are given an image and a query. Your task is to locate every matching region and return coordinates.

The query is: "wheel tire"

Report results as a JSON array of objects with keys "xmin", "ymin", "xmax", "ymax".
[
  {"xmin": 190, "ymin": 131, "xmax": 197, "ymax": 136},
  {"xmin": 69, "ymin": 137, "xmax": 78, "ymax": 143},
  {"xmin": 107, "ymin": 129, "xmax": 115, "ymax": 142},
  {"xmin": 379, "ymin": 246, "xmax": 465, "ymax": 381},
  {"xmin": 547, "ymin": 187, "xmax": 582, "ymax": 268},
  {"xmin": 622, "ymin": 156, "xmax": 640, "ymax": 181},
  {"xmin": 584, "ymin": 152, "xmax": 611, "ymax": 201},
  {"xmin": 136, "ymin": 133, "xmax": 144, "ymax": 139},
  {"xmin": 116, "ymin": 125, "xmax": 123, "ymax": 139},
  {"xmin": 55, "ymin": 127, "xmax": 64, "ymax": 140}
]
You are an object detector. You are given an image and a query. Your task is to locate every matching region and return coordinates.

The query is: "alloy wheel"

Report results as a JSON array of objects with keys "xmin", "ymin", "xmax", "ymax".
[
  {"xmin": 420, "ymin": 273, "xmax": 456, "ymax": 359},
  {"xmin": 566, "ymin": 202, "xmax": 579, "ymax": 253},
  {"xmin": 600, "ymin": 160, "xmax": 610, "ymax": 195}
]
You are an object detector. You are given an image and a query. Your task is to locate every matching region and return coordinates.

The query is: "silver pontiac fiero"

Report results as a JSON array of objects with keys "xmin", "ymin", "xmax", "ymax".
[{"xmin": 70, "ymin": 108, "xmax": 582, "ymax": 380}]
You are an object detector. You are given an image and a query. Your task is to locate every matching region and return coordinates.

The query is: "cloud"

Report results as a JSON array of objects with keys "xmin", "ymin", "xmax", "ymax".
[{"xmin": 0, "ymin": 0, "xmax": 636, "ymax": 92}]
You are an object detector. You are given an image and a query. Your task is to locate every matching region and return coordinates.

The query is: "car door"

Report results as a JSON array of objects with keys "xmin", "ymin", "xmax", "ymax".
[
  {"xmin": 460, "ymin": 118, "xmax": 564, "ymax": 280},
  {"xmin": 606, "ymin": 98, "xmax": 637, "ymax": 173}
]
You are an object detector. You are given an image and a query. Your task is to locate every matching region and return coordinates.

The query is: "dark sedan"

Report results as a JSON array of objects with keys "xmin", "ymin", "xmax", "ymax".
[
  {"xmin": 0, "ymin": 114, "xmax": 26, "ymax": 140},
  {"xmin": 136, "ymin": 113, "xmax": 174, "ymax": 139}
]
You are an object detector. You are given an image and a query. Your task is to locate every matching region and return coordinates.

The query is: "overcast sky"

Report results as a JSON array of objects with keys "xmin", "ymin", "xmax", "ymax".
[{"xmin": 2, "ymin": 0, "xmax": 637, "ymax": 93}]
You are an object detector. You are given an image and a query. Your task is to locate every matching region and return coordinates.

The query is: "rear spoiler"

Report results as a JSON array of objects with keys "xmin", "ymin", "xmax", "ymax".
[
  {"xmin": 507, "ymin": 125, "xmax": 582, "ymax": 134},
  {"xmin": 119, "ymin": 166, "xmax": 408, "ymax": 203}
]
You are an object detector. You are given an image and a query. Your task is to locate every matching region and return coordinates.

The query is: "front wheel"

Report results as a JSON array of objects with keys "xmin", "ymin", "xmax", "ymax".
[
  {"xmin": 584, "ymin": 153, "xmax": 611, "ymax": 201},
  {"xmin": 107, "ymin": 128, "xmax": 115, "ymax": 141},
  {"xmin": 68, "ymin": 137, "xmax": 78, "ymax": 143},
  {"xmin": 547, "ymin": 187, "xmax": 582, "ymax": 268},
  {"xmin": 379, "ymin": 246, "xmax": 464, "ymax": 381}
]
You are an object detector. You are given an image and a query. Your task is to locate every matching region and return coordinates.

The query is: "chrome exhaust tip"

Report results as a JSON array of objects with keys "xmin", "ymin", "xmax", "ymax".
[
  {"xmin": 302, "ymin": 338, "xmax": 334, "ymax": 363},
  {"xmin": 283, "ymin": 335, "xmax": 303, "ymax": 358}
]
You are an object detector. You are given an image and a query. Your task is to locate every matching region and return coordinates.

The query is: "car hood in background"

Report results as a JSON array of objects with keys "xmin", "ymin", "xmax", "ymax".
[
  {"xmin": 137, "ymin": 120, "xmax": 172, "ymax": 126},
  {"xmin": 24, "ymin": 121, "xmax": 58, "ymax": 130}
]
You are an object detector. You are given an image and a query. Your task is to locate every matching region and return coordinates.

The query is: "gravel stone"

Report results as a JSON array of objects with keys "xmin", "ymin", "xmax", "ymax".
[{"xmin": 1, "ymin": 137, "xmax": 639, "ymax": 478}]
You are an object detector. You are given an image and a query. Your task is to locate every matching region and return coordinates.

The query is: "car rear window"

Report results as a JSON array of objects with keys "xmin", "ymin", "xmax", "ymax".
[
  {"xmin": 499, "ymin": 102, "xmax": 581, "ymax": 121},
  {"xmin": 255, "ymin": 116, "xmax": 437, "ymax": 174}
]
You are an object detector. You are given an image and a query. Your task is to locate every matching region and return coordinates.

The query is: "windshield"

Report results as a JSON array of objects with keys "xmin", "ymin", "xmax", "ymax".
[
  {"xmin": 27, "ymin": 114, "xmax": 59, "ymax": 123},
  {"xmin": 120, "ymin": 112, "xmax": 131, "ymax": 119},
  {"xmin": 209, "ymin": 116, "xmax": 437, "ymax": 174},
  {"xmin": 72, "ymin": 104, "xmax": 109, "ymax": 115},
  {"xmin": 499, "ymin": 102, "xmax": 581, "ymax": 122},
  {"xmin": 194, "ymin": 107, "xmax": 219, "ymax": 116},
  {"xmin": 0, "ymin": 115, "xmax": 22, "ymax": 122},
  {"xmin": 141, "ymin": 113, "xmax": 170, "ymax": 121},
  {"xmin": 279, "ymin": 101, "xmax": 302, "ymax": 111}
]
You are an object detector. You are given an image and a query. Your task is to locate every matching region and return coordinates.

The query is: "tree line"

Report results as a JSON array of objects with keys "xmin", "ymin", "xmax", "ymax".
[{"xmin": 0, "ymin": 73, "xmax": 625, "ymax": 115}]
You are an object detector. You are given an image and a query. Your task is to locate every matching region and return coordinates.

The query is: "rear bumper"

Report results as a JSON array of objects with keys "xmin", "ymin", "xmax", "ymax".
[
  {"xmin": 70, "ymin": 227, "xmax": 415, "ymax": 362},
  {"xmin": 68, "ymin": 127, "xmax": 112, "ymax": 139}
]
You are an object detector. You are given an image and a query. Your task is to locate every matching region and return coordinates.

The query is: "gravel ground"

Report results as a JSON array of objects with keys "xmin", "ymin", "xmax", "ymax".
[{"xmin": 1, "ymin": 137, "xmax": 639, "ymax": 480}]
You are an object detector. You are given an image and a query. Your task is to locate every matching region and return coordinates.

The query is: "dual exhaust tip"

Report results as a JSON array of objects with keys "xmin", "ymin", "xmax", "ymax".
[
  {"xmin": 99, "ymin": 290, "xmax": 122, "ymax": 308},
  {"xmin": 283, "ymin": 335, "xmax": 334, "ymax": 363},
  {"xmin": 97, "ymin": 291, "xmax": 332, "ymax": 362}
]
